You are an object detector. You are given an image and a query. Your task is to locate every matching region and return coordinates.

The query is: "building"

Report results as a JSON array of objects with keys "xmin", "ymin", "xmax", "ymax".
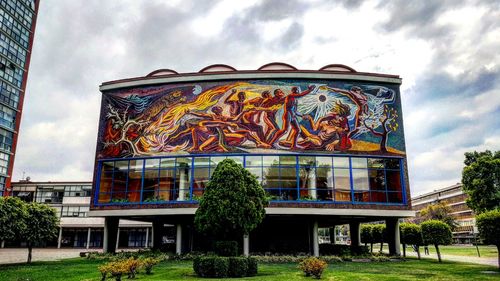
[
  {"xmin": 0, "ymin": 0, "xmax": 39, "ymax": 196},
  {"xmin": 90, "ymin": 63, "xmax": 414, "ymax": 256},
  {"xmin": 412, "ymin": 183, "xmax": 476, "ymax": 244},
  {"xmin": 8, "ymin": 180, "xmax": 154, "ymax": 249}
]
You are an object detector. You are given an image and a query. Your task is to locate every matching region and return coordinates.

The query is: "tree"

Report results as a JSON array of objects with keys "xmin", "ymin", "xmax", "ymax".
[
  {"xmin": 0, "ymin": 197, "xmax": 27, "ymax": 245},
  {"xmin": 22, "ymin": 202, "xmax": 59, "ymax": 263},
  {"xmin": 476, "ymin": 209, "xmax": 500, "ymax": 270},
  {"xmin": 421, "ymin": 220, "xmax": 452, "ymax": 262},
  {"xmin": 194, "ymin": 159, "xmax": 268, "ymax": 241},
  {"xmin": 462, "ymin": 150, "xmax": 500, "ymax": 213},
  {"xmin": 418, "ymin": 202, "xmax": 457, "ymax": 230},
  {"xmin": 400, "ymin": 223, "xmax": 424, "ymax": 259},
  {"xmin": 360, "ymin": 225, "xmax": 374, "ymax": 253},
  {"xmin": 371, "ymin": 224, "xmax": 386, "ymax": 253}
]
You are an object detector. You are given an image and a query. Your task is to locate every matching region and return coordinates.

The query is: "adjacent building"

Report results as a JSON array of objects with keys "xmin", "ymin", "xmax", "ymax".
[
  {"xmin": 90, "ymin": 63, "xmax": 414, "ymax": 256},
  {"xmin": 0, "ymin": 0, "xmax": 39, "ymax": 196},
  {"xmin": 412, "ymin": 183, "xmax": 476, "ymax": 244},
  {"xmin": 9, "ymin": 180, "xmax": 154, "ymax": 249}
]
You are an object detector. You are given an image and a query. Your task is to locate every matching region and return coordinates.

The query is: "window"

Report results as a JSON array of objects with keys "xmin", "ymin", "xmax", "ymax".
[{"xmin": 96, "ymin": 155, "xmax": 406, "ymax": 205}]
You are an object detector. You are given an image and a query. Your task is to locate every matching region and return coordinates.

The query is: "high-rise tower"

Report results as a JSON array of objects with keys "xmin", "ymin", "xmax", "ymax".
[{"xmin": 0, "ymin": 0, "xmax": 39, "ymax": 196}]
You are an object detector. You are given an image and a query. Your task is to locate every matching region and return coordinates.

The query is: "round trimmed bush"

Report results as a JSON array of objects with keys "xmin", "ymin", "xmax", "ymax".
[
  {"xmin": 229, "ymin": 257, "xmax": 248, "ymax": 277},
  {"xmin": 213, "ymin": 257, "xmax": 229, "ymax": 278},
  {"xmin": 193, "ymin": 256, "xmax": 258, "ymax": 278},
  {"xmin": 246, "ymin": 257, "xmax": 258, "ymax": 277}
]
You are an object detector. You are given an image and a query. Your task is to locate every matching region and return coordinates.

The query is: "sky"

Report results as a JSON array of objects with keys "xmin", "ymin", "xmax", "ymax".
[{"xmin": 12, "ymin": 0, "xmax": 500, "ymax": 196}]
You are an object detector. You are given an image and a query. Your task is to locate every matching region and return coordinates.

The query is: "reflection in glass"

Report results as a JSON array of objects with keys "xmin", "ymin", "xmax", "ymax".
[
  {"xmin": 388, "ymin": 192, "xmax": 403, "ymax": 203},
  {"xmin": 245, "ymin": 156, "xmax": 262, "ymax": 166},
  {"xmin": 352, "ymin": 169, "xmax": 369, "ymax": 190},
  {"xmin": 370, "ymin": 191, "xmax": 387, "ymax": 203},
  {"xmin": 351, "ymin": 158, "xmax": 367, "ymax": 169},
  {"xmin": 333, "ymin": 168, "xmax": 350, "ymax": 190},
  {"xmin": 333, "ymin": 157, "xmax": 349, "ymax": 168},
  {"xmin": 367, "ymin": 158, "xmax": 385, "ymax": 168},
  {"xmin": 102, "ymin": 162, "xmax": 114, "ymax": 172},
  {"xmin": 262, "ymin": 156, "xmax": 279, "ymax": 166},
  {"xmin": 386, "ymin": 170, "xmax": 402, "ymax": 191},
  {"xmin": 369, "ymin": 170, "xmax": 386, "ymax": 190},
  {"xmin": 145, "ymin": 158, "xmax": 160, "ymax": 169},
  {"xmin": 99, "ymin": 172, "xmax": 113, "ymax": 193},
  {"xmin": 160, "ymin": 158, "xmax": 175, "ymax": 168}
]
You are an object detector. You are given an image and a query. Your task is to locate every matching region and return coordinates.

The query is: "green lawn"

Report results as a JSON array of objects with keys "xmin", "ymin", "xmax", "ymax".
[
  {"xmin": 381, "ymin": 244, "xmax": 499, "ymax": 258},
  {"xmin": 428, "ymin": 245, "xmax": 498, "ymax": 258},
  {"xmin": 0, "ymin": 258, "xmax": 498, "ymax": 281}
]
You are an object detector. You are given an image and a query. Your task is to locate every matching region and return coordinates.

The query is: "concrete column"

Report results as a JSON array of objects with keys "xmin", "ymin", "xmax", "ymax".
[
  {"xmin": 57, "ymin": 227, "xmax": 63, "ymax": 249},
  {"xmin": 152, "ymin": 220, "xmax": 163, "ymax": 250},
  {"xmin": 329, "ymin": 226, "xmax": 336, "ymax": 244},
  {"xmin": 313, "ymin": 220, "xmax": 319, "ymax": 257},
  {"xmin": 1, "ymin": 240, "xmax": 4, "ymax": 248},
  {"xmin": 103, "ymin": 217, "xmax": 119, "ymax": 253},
  {"xmin": 308, "ymin": 168, "xmax": 317, "ymax": 199},
  {"xmin": 176, "ymin": 224, "xmax": 182, "ymax": 255},
  {"xmin": 115, "ymin": 227, "xmax": 121, "ymax": 250},
  {"xmin": 243, "ymin": 234, "xmax": 249, "ymax": 257},
  {"xmin": 178, "ymin": 166, "xmax": 188, "ymax": 201},
  {"xmin": 349, "ymin": 222, "xmax": 361, "ymax": 247},
  {"xmin": 86, "ymin": 228, "xmax": 91, "ymax": 249},
  {"xmin": 145, "ymin": 227, "xmax": 149, "ymax": 248},
  {"xmin": 386, "ymin": 218, "xmax": 401, "ymax": 256}
]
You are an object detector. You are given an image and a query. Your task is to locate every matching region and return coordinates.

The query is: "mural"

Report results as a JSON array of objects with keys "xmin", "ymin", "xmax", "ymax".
[{"xmin": 97, "ymin": 80, "xmax": 405, "ymax": 159}]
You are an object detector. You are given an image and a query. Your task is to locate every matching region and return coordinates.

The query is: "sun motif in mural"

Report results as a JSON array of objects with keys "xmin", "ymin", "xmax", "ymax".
[{"xmin": 298, "ymin": 86, "xmax": 338, "ymax": 121}]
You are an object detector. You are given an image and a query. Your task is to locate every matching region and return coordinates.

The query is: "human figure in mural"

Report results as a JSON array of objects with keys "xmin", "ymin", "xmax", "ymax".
[
  {"xmin": 224, "ymin": 89, "xmax": 246, "ymax": 116},
  {"xmin": 328, "ymin": 86, "xmax": 368, "ymax": 138},
  {"xmin": 240, "ymin": 90, "xmax": 272, "ymax": 141},
  {"xmin": 269, "ymin": 85, "xmax": 316, "ymax": 149},
  {"xmin": 259, "ymin": 89, "xmax": 286, "ymax": 142},
  {"xmin": 299, "ymin": 101, "xmax": 352, "ymax": 151},
  {"xmin": 170, "ymin": 105, "xmax": 271, "ymax": 152}
]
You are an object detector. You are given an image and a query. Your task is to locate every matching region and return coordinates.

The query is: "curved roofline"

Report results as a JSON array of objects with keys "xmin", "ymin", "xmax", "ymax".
[
  {"xmin": 319, "ymin": 64, "xmax": 357, "ymax": 72},
  {"xmin": 257, "ymin": 62, "xmax": 298, "ymax": 70},
  {"xmin": 146, "ymin": 69, "xmax": 179, "ymax": 77},
  {"xmin": 101, "ymin": 68, "xmax": 402, "ymax": 91},
  {"xmin": 198, "ymin": 64, "xmax": 238, "ymax": 72}
]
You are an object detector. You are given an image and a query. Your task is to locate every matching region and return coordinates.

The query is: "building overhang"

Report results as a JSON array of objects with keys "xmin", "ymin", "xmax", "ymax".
[
  {"xmin": 100, "ymin": 71, "xmax": 402, "ymax": 92},
  {"xmin": 89, "ymin": 208, "xmax": 415, "ymax": 218}
]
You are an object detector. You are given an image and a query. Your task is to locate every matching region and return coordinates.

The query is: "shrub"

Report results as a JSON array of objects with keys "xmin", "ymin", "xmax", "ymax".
[
  {"xmin": 246, "ymin": 257, "xmax": 258, "ymax": 276},
  {"xmin": 228, "ymin": 257, "xmax": 248, "ymax": 277},
  {"xmin": 476, "ymin": 209, "xmax": 500, "ymax": 270},
  {"xmin": 298, "ymin": 257, "xmax": 327, "ymax": 279},
  {"xmin": 140, "ymin": 257, "xmax": 161, "ymax": 275},
  {"xmin": 360, "ymin": 225, "xmax": 374, "ymax": 251},
  {"xmin": 215, "ymin": 241, "xmax": 239, "ymax": 257},
  {"xmin": 108, "ymin": 261, "xmax": 129, "ymax": 281},
  {"xmin": 193, "ymin": 255, "xmax": 257, "ymax": 278},
  {"xmin": 400, "ymin": 223, "xmax": 424, "ymax": 259},
  {"xmin": 98, "ymin": 263, "xmax": 111, "ymax": 281},
  {"xmin": 123, "ymin": 258, "xmax": 141, "ymax": 279},
  {"xmin": 193, "ymin": 256, "xmax": 215, "ymax": 278},
  {"xmin": 421, "ymin": 220, "xmax": 452, "ymax": 262},
  {"xmin": 319, "ymin": 244, "xmax": 369, "ymax": 256}
]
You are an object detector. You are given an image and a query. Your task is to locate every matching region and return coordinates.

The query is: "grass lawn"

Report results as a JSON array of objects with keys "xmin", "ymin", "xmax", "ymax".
[
  {"xmin": 373, "ymin": 244, "xmax": 499, "ymax": 258},
  {"xmin": 428, "ymin": 245, "xmax": 498, "ymax": 258},
  {"xmin": 0, "ymin": 258, "xmax": 498, "ymax": 281}
]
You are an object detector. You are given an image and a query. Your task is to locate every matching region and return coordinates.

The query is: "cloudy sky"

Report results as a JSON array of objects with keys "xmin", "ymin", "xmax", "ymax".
[{"xmin": 12, "ymin": 0, "xmax": 500, "ymax": 196}]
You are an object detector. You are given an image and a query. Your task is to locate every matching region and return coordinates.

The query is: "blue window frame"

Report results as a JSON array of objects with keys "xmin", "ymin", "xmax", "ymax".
[{"xmin": 94, "ymin": 153, "xmax": 407, "ymax": 206}]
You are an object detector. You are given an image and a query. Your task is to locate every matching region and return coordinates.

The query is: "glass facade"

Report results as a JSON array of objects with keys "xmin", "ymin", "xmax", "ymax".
[
  {"xmin": 0, "ymin": 0, "xmax": 37, "ymax": 196},
  {"xmin": 95, "ymin": 154, "xmax": 405, "ymax": 205}
]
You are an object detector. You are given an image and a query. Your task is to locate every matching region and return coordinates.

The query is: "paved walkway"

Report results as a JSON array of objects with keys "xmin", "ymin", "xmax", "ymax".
[{"xmin": 0, "ymin": 248, "xmax": 102, "ymax": 265}]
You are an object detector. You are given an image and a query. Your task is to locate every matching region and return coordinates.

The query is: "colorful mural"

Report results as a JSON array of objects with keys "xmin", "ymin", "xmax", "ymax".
[{"xmin": 97, "ymin": 80, "xmax": 405, "ymax": 159}]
